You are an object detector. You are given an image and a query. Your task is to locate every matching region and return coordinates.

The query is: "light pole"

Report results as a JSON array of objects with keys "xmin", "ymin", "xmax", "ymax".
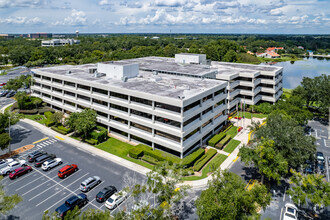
[{"xmin": 8, "ymin": 116, "xmax": 11, "ymax": 153}]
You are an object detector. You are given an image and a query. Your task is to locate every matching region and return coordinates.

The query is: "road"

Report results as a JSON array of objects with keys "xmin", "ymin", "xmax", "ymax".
[
  {"xmin": 0, "ymin": 66, "xmax": 31, "ymax": 84},
  {"xmin": 1, "ymin": 121, "xmax": 146, "ymax": 219}
]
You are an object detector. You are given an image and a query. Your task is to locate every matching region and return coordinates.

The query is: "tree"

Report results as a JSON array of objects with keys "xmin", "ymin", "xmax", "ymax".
[
  {"xmin": 0, "ymin": 133, "xmax": 11, "ymax": 151},
  {"xmin": 4, "ymin": 78, "xmax": 23, "ymax": 91},
  {"xmin": 240, "ymin": 139, "xmax": 288, "ymax": 184},
  {"xmin": 14, "ymin": 91, "xmax": 27, "ymax": 110},
  {"xmin": 51, "ymin": 111, "xmax": 64, "ymax": 126},
  {"xmin": 223, "ymin": 49, "xmax": 239, "ymax": 62},
  {"xmin": 195, "ymin": 170, "xmax": 271, "ymax": 220},
  {"xmin": 288, "ymin": 170, "xmax": 330, "ymax": 213},
  {"xmin": 255, "ymin": 111, "xmax": 316, "ymax": 169},
  {"xmin": 33, "ymin": 98, "xmax": 42, "ymax": 111},
  {"xmin": 0, "ymin": 112, "xmax": 20, "ymax": 134},
  {"xmin": 66, "ymin": 109, "xmax": 97, "ymax": 138},
  {"xmin": 0, "ymin": 177, "xmax": 22, "ymax": 215}
]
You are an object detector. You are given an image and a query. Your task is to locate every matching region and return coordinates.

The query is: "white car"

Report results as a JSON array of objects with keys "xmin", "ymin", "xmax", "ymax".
[
  {"xmin": 41, "ymin": 158, "xmax": 62, "ymax": 171},
  {"xmin": 0, "ymin": 158, "xmax": 14, "ymax": 170},
  {"xmin": 283, "ymin": 203, "xmax": 298, "ymax": 220},
  {"xmin": 0, "ymin": 160, "xmax": 26, "ymax": 175},
  {"xmin": 105, "ymin": 191, "xmax": 128, "ymax": 210}
]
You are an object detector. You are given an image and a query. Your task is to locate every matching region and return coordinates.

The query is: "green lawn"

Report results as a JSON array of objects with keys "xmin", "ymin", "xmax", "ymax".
[
  {"xmin": 237, "ymin": 112, "xmax": 267, "ymax": 119},
  {"xmin": 225, "ymin": 126, "xmax": 238, "ymax": 138},
  {"xmin": 23, "ymin": 114, "xmax": 47, "ymax": 124},
  {"xmin": 223, "ymin": 139, "xmax": 241, "ymax": 154},
  {"xmin": 183, "ymin": 154, "xmax": 228, "ymax": 181},
  {"xmin": 94, "ymin": 138, "xmax": 154, "ymax": 170}
]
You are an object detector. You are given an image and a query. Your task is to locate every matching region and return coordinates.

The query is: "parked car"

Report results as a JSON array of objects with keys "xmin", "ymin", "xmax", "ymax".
[
  {"xmin": 0, "ymin": 160, "xmax": 26, "ymax": 175},
  {"xmin": 9, "ymin": 166, "xmax": 32, "ymax": 179},
  {"xmin": 80, "ymin": 176, "xmax": 101, "ymax": 192},
  {"xmin": 96, "ymin": 186, "xmax": 117, "ymax": 203},
  {"xmin": 55, "ymin": 193, "xmax": 88, "ymax": 218},
  {"xmin": 34, "ymin": 154, "xmax": 56, "ymax": 167},
  {"xmin": 0, "ymin": 90, "xmax": 9, "ymax": 97},
  {"xmin": 283, "ymin": 203, "xmax": 298, "ymax": 220},
  {"xmin": 58, "ymin": 164, "xmax": 78, "ymax": 178},
  {"xmin": 41, "ymin": 158, "xmax": 62, "ymax": 171},
  {"xmin": 105, "ymin": 191, "xmax": 128, "ymax": 210},
  {"xmin": 316, "ymin": 152, "xmax": 325, "ymax": 164},
  {"xmin": 0, "ymin": 82, "xmax": 6, "ymax": 86},
  {"xmin": 6, "ymin": 90, "xmax": 16, "ymax": 98},
  {"xmin": 317, "ymin": 163, "xmax": 325, "ymax": 174},
  {"xmin": 27, "ymin": 150, "xmax": 47, "ymax": 163},
  {"xmin": 0, "ymin": 158, "xmax": 14, "ymax": 170}
]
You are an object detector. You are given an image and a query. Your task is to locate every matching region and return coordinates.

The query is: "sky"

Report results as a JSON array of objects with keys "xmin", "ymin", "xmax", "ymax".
[{"xmin": 0, "ymin": 0, "xmax": 329, "ymax": 34}]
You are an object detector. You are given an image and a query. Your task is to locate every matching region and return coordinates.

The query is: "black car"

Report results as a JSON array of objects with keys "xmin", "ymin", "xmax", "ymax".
[
  {"xmin": 6, "ymin": 90, "xmax": 16, "ymax": 98},
  {"xmin": 34, "ymin": 154, "xmax": 56, "ymax": 167},
  {"xmin": 96, "ymin": 186, "xmax": 117, "ymax": 203},
  {"xmin": 27, "ymin": 150, "xmax": 47, "ymax": 163},
  {"xmin": 0, "ymin": 90, "xmax": 9, "ymax": 97},
  {"xmin": 55, "ymin": 193, "xmax": 88, "ymax": 218},
  {"xmin": 316, "ymin": 152, "xmax": 325, "ymax": 164},
  {"xmin": 317, "ymin": 163, "xmax": 325, "ymax": 174}
]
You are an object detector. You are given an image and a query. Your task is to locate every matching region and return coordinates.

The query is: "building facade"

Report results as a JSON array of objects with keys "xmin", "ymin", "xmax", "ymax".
[
  {"xmin": 31, "ymin": 53, "xmax": 282, "ymax": 158},
  {"xmin": 41, "ymin": 39, "xmax": 80, "ymax": 47}
]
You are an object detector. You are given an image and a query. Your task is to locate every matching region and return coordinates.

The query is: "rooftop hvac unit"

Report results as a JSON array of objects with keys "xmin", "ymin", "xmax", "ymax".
[
  {"xmin": 152, "ymin": 71, "xmax": 158, "ymax": 75},
  {"xmin": 66, "ymin": 70, "xmax": 71, "ymax": 75},
  {"xmin": 121, "ymin": 76, "xmax": 128, "ymax": 82},
  {"xmin": 94, "ymin": 71, "xmax": 102, "ymax": 78}
]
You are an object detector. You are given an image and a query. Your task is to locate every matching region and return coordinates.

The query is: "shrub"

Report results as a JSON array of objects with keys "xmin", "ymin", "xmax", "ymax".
[
  {"xmin": 90, "ymin": 129, "xmax": 107, "ymax": 144},
  {"xmin": 142, "ymin": 155, "xmax": 159, "ymax": 165},
  {"xmin": 44, "ymin": 111, "xmax": 53, "ymax": 119},
  {"xmin": 45, "ymin": 119, "xmax": 55, "ymax": 127},
  {"xmin": 128, "ymin": 146, "xmax": 144, "ymax": 159},
  {"xmin": 181, "ymin": 148, "xmax": 205, "ymax": 168},
  {"xmin": 208, "ymin": 133, "xmax": 226, "ymax": 147},
  {"xmin": 193, "ymin": 149, "xmax": 217, "ymax": 171},
  {"xmin": 215, "ymin": 135, "xmax": 231, "ymax": 149},
  {"xmin": 38, "ymin": 107, "xmax": 55, "ymax": 114},
  {"xmin": 85, "ymin": 138, "xmax": 98, "ymax": 145},
  {"xmin": 143, "ymin": 148, "xmax": 166, "ymax": 162},
  {"xmin": 182, "ymin": 167, "xmax": 195, "ymax": 176},
  {"xmin": 18, "ymin": 109, "xmax": 38, "ymax": 114},
  {"xmin": 194, "ymin": 154, "xmax": 207, "ymax": 167},
  {"xmin": 51, "ymin": 126, "xmax": 68, "ymax": 135}
]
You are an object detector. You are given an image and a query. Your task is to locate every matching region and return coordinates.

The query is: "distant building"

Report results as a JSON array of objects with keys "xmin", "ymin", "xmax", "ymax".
[
  {"xmin": 29, "ymin": 33, "xmax": 52, "ymax": 39},
  {"xmin": 256, "ymin": 52, "xmax": 280, "ymax": 58},
  {"xmin": 247, "ymin": 51, "xmax": 254, "ymax": 55},
  {"xmin": 151, "ymin": 36, "xmax": 160, "ymax": 39},
  {"xmin": 0, "ymin": 34, "xmax": 14, "ymax": 39},
  {"xmin": 307, "ymin": 50, "xmax": 313, "ymax": 56},
  {"xmin": 41, "ymin": 39, "xmax": 80, "ymax": 47},
  {"xmin": 297, "ymin": 46, "xmax": 304, "ymax": 50},
  {"xmin": 266, "ymin": 47, "xmax": 284, "ymax": 52}
]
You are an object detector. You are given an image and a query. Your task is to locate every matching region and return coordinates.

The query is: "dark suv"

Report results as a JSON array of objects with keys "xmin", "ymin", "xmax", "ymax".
[
  {"xmin": 27, "ymin": 151, "xmax": 47, "ymax": 163},
  {"xmin": 55, "ymin": 193, "xmax": 88, "ymax": 218},
  {"xmin": 34, "ymin": 154, "xmax": 56, "ymax": 167},
  {"xmin": 96, "ymin": 186, "xmax": 117, "ymax": 203}
]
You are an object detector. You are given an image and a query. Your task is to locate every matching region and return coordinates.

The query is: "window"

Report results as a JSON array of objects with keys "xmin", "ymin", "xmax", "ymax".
[
  {"xmin": 202, "ymin": 94, "xmax": 212, "ymax": 103},
  {"xmin": 64, "ymin": 100, "xmax": 75, "ymax": 107},
  {"xmin": 202, "ymin": 118, "xmax": 212, "ymax": 128},
  {"xmin": 155, "ymin": 102, "xmax": 180, "ymax": 113},
  {"xmin": 214, "ymin": 111, "xmax": 225, "ymax": 120},
  {"xmin": 131, "ymin": 96, "xmax": 152, "ymax": 106},
  {"xmin": 131, "ymin": 122, "xmax": 152, "ymax": 133},
  {"xmin": 184, "ymin": 114, "xmax": 200, "ymax": 127},
  {"xmin": 155, "ymin": 130, "xmax": 180, "ymax": 143},
  {"xmin": 64, "ymin": 90, "xmax": 75, "ymax": 97},
  {"xmin": 110, "ymin": 115, "xmax": 128, "ymax": 125},
  {"xmin": 53, "ymin": 97, "xmax": 62, "ymax": 102},
  {"xmin": 183, "ymin": 128, "xmax": 200, "ymax": 141},
  {"xmin": 184, "ymin": 100, "xmax": 200, "ymax": 112},
  {"xmin": 214, "ymin": 100, "xmax": 225, "ymax": 108},
  {"xmin": 93, "ymin": 98, "xmax": 108, "ymax": 107},
  {"xmin": 92, "ymin": 87, "xmax": 108, "ymax": 96},
  {"xmin": 131, "ymin": 109, "xmax": 152, "ymax": 120},
  {"xmin": 42, "ymin": 84, "xmax": 51, "ymax": 90},
  {"xmin": 215, "ymin": 88, "xmax": 225, "ymax": 96},
  {"xmin": 53, "ymin": 87, "xmax": 62, "ymax": 93},
  {"xmin": 110, "ymin": 91, "xmax": 128, "ymax": 100},
  {"xmin": 97, "ymin": 111, "xmax": 108, "ymax": 119},
  {"xmin": 202, "ymin": 107, "xmax": 212, "ymax": 115},
  {"xmin": 64, "ymin": 81, "xmax": 75, "ymax": 87},
  {"xmin": 77, "ymin": 94, "xmax": 90, "ymax": 102},
  {"xmin": 110, "ymin": 103, "xmax": 128, "ymax": 113},
  {"xmin": 42, "ymin": 76, "xmax": 51, "ymax": 81},
  {"xmin": 155, "ymin": 116, "xmax": 180, "ymax": 128},
  {"xmin": 77, "ymin": 84, "xmax": 90, "ymax": 91},
  {"xmin": 53, "ymin": 78, "xmax": 62, "ymax": 84}
]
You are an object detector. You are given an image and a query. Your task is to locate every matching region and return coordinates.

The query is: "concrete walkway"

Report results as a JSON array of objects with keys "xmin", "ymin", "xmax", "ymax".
[{"xmin": 8, "ymin": 111, "xmax": 265, "ymax": 188}]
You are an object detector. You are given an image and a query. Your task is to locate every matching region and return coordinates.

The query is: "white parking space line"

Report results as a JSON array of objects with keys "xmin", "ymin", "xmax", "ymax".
[
  {"xmin": 42, "ymin": 188, "xmax": 80, "ymax": 211},
  {"xmin": 15, "ymin": 175, "xmax": 47, "ymax": 191},
  {"xmin": 33, "ymin": 172, "xmax": 89, "ymax": 203},
  {"xmin": 7, "ymin": 172, "xmax": 37, "ymax": 186},
  {"xmin": 85, "ymin": 181, "xmax": 104, "ymax": 195},
  {"xmin": 29, "ymin": 182, "xmax": 58, "ymax": 201},
  {"xmin": 21, "ymin": 175, "xmax": 59, "ymax": 196}
]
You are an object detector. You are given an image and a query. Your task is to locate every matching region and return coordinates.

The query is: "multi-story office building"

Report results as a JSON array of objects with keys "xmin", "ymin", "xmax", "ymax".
[
  {"xmin": 41, "ymin": 39, "xmax": 80, "ymax": 47},
  {"xmin": 31, "ymin": 61, "xmax": 228, "ymax": 158},
  {"xmin": 31, "ymin": 53, "xmax": 282, "ymax": 157}
]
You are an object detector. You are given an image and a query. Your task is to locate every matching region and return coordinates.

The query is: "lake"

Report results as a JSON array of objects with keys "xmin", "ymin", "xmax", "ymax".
[{"xmin": 262, "ymin": 57, "xmax": 330, "ymax": 89}]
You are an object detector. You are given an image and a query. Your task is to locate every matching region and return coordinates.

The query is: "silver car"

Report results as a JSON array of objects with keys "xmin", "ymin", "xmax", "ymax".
[{"xmin": 80, "ymin": 176, "xmax": 101, "ymax": 192}]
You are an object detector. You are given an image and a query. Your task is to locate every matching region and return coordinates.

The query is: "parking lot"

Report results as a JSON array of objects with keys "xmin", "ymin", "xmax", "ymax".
[
  {"xmin": 2, "ymin": 132, "xmax": 146, "ymax": 219},
  {"xmin": 0, "ymin": 96, "xmax": 15, "ymax": 111}
]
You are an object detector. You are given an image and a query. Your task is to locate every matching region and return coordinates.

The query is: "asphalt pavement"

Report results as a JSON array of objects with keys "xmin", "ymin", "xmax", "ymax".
[
  {"xmin": 1, "ymin": 121, "xmax": 146, "ymax": 219},
  {"xmin": 0, "ymin": 66, "xmax": 31, "ymax": 84}
]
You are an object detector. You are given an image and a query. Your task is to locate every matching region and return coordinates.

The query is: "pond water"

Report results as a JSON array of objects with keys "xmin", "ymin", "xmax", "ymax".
[{"xmin": 262, "ymin": 57, "xmax": 330, "ymax": 89}]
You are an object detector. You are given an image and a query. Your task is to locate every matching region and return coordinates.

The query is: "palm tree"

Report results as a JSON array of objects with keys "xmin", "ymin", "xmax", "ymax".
[{"xmin": 14, "ymin": 92, "xmax": 27, "ymax": 110}]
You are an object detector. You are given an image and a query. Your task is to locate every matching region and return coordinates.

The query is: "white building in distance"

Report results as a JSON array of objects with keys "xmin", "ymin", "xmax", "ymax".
[
  {"xmin": 41, "ymin": 39, "xmax": 80, "ymax": 47},
  {"xmin": 31, "ymin": 53, "xmax": 283, "ymax": 158}
]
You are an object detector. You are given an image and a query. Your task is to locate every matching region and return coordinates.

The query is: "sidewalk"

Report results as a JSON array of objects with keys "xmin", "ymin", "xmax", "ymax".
[{"xmin": 18, "ymin": 117, "xmax": 265, "ymax": 189}]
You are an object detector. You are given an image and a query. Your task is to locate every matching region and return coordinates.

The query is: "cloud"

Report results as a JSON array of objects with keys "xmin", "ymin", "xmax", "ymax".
[
  {"xmin": 213, "ymin": 1, "xmax": 240, "ymax": 10},
  {"xmin": 270, "ymin": 8, "xmax": 284, "ymax": 16},
  {"xmin": 52, "ymin": 9, "xmax": 87, "ymax": 26},
  {"xmin": 0, "ymin": 0, "xmax": 47, "ymax": 8},
  {"xmin": 154, "ymin": 0, "xmax": 187, "ymax": 7},
  {"xmin": 99, "ymin": 0, "xmax": 110, "ymax": 5},
  {"xmin": 0, "ymin": 16, "xmax": 43, "ymax": 25}
]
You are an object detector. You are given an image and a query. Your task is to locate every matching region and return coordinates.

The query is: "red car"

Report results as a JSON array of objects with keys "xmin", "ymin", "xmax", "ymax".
[
  {"xmin": 9, "ymin": 166, "xmax": 32, "ymax": 179},
  {"xmin": 58, "ymin": 164, "xmax": 78, "ymax": 178},
  {"xmin": 0, "ymin": 83, "xmax": 6, "ymax": 86}
]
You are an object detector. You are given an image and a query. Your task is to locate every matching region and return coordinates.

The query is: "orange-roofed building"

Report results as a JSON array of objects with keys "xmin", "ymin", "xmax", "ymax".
[{"xmin": 266, "ymin": 47, "xmax": 284, "ymax": 52}]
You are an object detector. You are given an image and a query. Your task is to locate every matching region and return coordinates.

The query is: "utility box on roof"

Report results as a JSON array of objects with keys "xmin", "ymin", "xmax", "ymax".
[
  {"xmin": 175, "ymin": 53, "xmax": 207, "ymax": 65},
  {"xmin": 97, "ymin": 62, "xmax": 139, "ymax": 79}
]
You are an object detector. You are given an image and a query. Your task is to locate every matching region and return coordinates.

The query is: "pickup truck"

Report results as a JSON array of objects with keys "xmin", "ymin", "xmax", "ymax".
[
  {"xmin": 55, "ymin": 193, "xmax": 88, "ymax": 218},
  {"xmin": 0, "ymin": 160, "xmax": 27, "ymax": 175}
]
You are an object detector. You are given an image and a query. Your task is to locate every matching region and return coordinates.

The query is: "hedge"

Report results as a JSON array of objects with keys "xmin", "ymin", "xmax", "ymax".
[
  {"xmin": 44, "ymin": 111, "xmax": 53, "ymax": 119},
  {"xmin": 90, "ymin": 130, "xmax": 107, "ymax": 144},
  {"xmin": 142, "ymin": 155, "xmax": 159, "ymax": 165},
  {"xmin": 18, "ymin": 109, "xmax": 38, "ymax": 114},
  {"xmin": 85, "ymin": 138, "xmax": 98, "ymax": 145},
  {"xmin": 181, "ymin": 148, "xmax": 205, "ymax": 168},
  {"xmin": 38, "ymin": 106, "xmax": 55, "ymax": 114},
  {"xmin": 215, "ymin": 135, "xmax": 231, "ymax": 149},
  {"xmin": 51, "ymin": 126, "xmax": 68, "ymax": 135},
  {"xmin": 45, "ymin": 119, "xmax": 55, "ymax": 127},
  {"xmin": 208, "ymin": 133, "xmax": 226, "ymax": 147},
  {"xmin": 128, "ymin": 146, "xmax": 144, "ymax": 159},
  {"xmin": 193, "ymin": 149, "xmax": 217, "ymax": 171}
]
